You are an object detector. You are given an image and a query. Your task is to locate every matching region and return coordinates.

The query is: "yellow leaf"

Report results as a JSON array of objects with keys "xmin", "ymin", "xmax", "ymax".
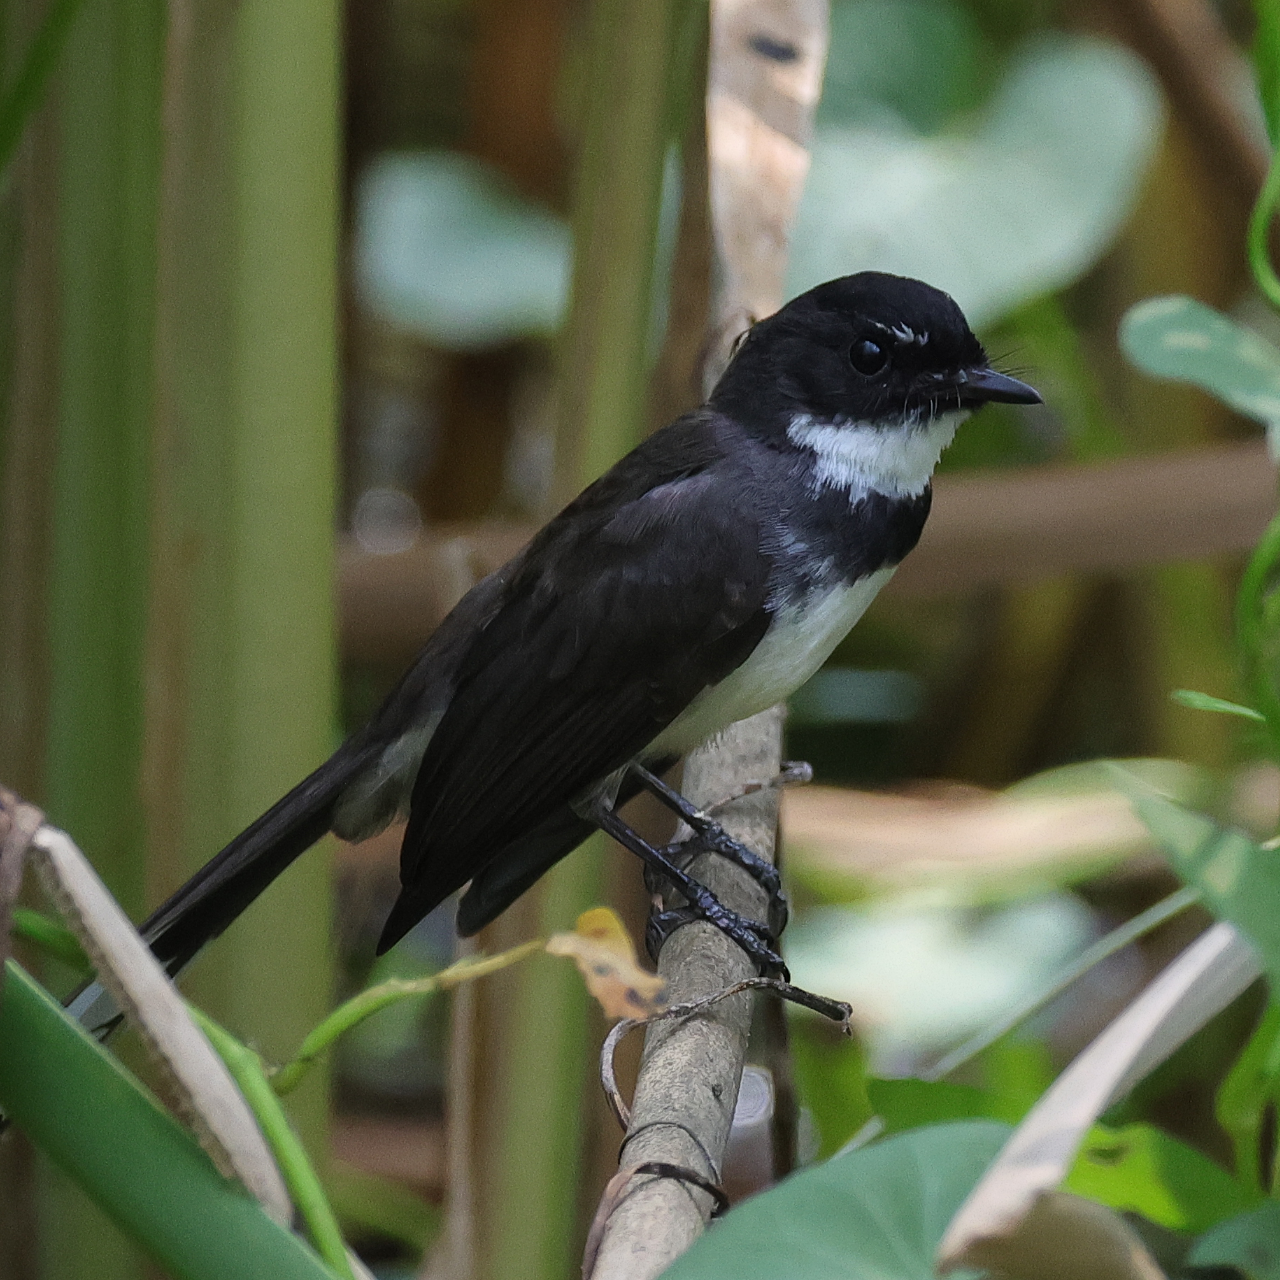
[{"xmin": 546, "ymin": 907, "xmax": 668, "ymax": 1020}]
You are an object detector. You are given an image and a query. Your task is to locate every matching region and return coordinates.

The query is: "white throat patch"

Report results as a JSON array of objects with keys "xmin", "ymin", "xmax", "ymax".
[{"xmin": 786, "ymin": 410, "xmax": 968, "ymax": 499}]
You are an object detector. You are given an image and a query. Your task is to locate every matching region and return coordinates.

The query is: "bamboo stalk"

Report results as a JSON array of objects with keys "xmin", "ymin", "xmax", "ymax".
[
  {"xmin": 145, "ymin": 0, "xmax": 339, "ymax": 1186},
  {"xmin": 36, "ymin": 1, "xmax": 165, "ymax": 1274},
  {"xmin": 429, "ymin": 6, "xmax": 706, "ymax": 1279}
]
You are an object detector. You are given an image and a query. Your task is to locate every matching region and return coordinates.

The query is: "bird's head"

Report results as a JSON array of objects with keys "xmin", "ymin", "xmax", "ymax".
[{"xmin": 710, "ymin": 272, "xmax": 1041, "ymax": 432}]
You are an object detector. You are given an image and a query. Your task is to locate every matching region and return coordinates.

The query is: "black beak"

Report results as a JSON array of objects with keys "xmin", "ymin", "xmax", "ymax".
[{"xmin": 958, "ymin": 366, "xmax": 1043, "ymax": 407}]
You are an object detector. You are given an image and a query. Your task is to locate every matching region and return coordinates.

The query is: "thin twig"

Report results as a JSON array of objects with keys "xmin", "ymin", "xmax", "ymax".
[
  {"xmin": 601, "ymin": 978, "xmax": 852, "ymax": 1129},
  {"xmin": 702, "ymin": 761, "xmax": 814, "ymax": 818},
  {"xmin": 270, "ymin": 940, "xmax": 543, "ymax": 1095}
]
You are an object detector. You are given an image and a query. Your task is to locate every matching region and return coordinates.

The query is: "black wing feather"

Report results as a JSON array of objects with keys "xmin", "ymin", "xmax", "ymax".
[{"xmin": 378, "ymin": 415, "xmax": 772, "ymax": 950}]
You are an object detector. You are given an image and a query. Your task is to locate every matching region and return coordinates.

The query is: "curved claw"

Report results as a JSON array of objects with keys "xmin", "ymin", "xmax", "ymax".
[
  {"xmin": 647, "ymin": 902, "xmax": 788, "ymax": 980},
  {"xmin": 658, "ymin": 828, "xmax": 790, "ymax": 942}
]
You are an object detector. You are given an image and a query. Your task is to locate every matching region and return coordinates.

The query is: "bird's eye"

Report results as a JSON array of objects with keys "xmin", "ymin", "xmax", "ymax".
[{"xmin": 848, "ymin": 337, "xmax": 887, "ymax": 376}]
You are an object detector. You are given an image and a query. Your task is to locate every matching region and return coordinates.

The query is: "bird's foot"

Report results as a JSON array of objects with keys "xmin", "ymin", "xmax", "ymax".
[
  {"xmin": 589, "ymin": 779, "xmax": 788, "ymax": 979},
  {"xmin": 630, "ymin": 764, "xmax": 790, "ymax": 938},
  {"xmin": 647, "ymin": 826, "xmax": 789, "ymax": 940},
  {"xmin": 644, "ymin": 892, "xmax": 787, "ymax": 980}
]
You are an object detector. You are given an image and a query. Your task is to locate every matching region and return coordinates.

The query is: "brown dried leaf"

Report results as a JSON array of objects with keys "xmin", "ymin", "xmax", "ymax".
[
  {"xmin": 953, "ymin": 1191, "xmax": 1167, "ymax": 1280},
  {"xmin": 0, "ymin": 787, "xmax": 43, "ymax": 973},
  {"xmin": 546, "ymin": 907, "xmax": 668, "ymax": 1020},
  {"xmin": 29, "ymin": 825, "xmax": 291, "ymax": 1221}
]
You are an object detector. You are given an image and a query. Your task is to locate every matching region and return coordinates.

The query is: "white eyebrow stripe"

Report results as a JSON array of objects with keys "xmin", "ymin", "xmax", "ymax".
[
  {"xmin": 786, "ymin": 411, "xmax": 968, "ymax": 498},
  {"xmin": 872, "ymin": 320, "xmax": 929, "ymax": 346}
]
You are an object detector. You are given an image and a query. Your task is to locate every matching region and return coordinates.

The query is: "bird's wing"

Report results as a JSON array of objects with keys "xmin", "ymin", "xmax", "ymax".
[{"xmin": 381, "ymin": 420, "xmax": 772, "ymax": 945}]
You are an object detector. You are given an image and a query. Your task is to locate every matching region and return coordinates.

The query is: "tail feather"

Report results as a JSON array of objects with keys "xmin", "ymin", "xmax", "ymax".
[{"xmin": 142, "ymin": 740, "xmax": 379, "ymax": 974}]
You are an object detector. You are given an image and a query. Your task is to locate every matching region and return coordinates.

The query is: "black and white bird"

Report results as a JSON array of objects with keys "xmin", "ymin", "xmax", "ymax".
[{"xmin": 70, "ymin": 271, "xmax": 1039, "ymax": 1032}]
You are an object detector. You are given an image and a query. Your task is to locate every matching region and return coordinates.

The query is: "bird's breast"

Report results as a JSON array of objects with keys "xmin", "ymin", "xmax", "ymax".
[{"xmin": 650, "ymin": 565, "xmax": 897, "ymax": 757}]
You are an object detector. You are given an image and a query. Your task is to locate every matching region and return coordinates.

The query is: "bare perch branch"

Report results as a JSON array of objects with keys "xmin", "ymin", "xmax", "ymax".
[{"xmin": 586, "ymin": 708, "xmax": 787, "ymax": 1280}]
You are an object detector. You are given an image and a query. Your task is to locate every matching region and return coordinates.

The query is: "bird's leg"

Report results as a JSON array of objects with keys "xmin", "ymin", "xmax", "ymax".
[
  {"xmin": 627, "ymin": 763, "xmax": 789, "ymax": 939},
  {"xmin": 586, "ymin": 797, "xmax": 787, "ymax": 978}
]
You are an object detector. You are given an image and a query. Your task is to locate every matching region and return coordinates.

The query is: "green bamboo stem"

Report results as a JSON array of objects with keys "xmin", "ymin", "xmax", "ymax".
[
  {"xmin": 144, "ymin": 0, "xmax": 340, "ymax": 1176},
  {"xmin": 467, "ymin": 7, "xmax": 705, "ymax": 1279},
  {"xmin": 40, "ymin": 2, "xmax": 165, "ymax": 1275},
  {"xmin": 1242, "ymin": 84, "xmax": 1280, "ymax": 766},
  {"xmin": 1236, "ymin": 512, "xmax": 1280, "ymax": 762},
  {"xmin": 0, "ymin": 0, "xmax": 87, "ymax": 175},
  {"xmin": 188, "ymin": 1007, "xmax": 353, "ymax": 1280},
  {"xmin": 551, "ymin": 0, "xmax": 704, "ymax": 503}
]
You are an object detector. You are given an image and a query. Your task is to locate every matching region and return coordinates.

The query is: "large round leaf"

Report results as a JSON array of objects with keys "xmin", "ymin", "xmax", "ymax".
[
  {"xmin": 786, "ymin": 36, "xmax": 1161, "ymax": 329},
  {"xmin": 355, "ymin": 151, "xmax": 570, "ymax": 349},
  {"xmin": 818, "ymin": 0, "xmax": 983, "ymax": 135},
  {"xmin": 661, "ymin": 1120, "xmax": 1009, "ymax": 1279}
]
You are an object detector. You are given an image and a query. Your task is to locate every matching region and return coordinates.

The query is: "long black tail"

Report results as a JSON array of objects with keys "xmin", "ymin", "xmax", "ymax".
[
  {"xmin": 62, "ymin": 738, "xmax": 380, "ymax": 1039},
  {"xmin": 141, "ymin": 738, "xmax": 380, "ymax": 976}
]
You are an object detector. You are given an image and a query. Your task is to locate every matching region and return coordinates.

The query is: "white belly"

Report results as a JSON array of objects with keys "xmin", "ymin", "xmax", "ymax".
[{"xmin": 650, "ymin": 565, "xmax": 896, "ymax": 756}]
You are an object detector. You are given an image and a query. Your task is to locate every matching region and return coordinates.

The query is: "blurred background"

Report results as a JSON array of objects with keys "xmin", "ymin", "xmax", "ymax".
[{"xmin": 1, "ymin": 0, "xmax": 1278, "ymax": 1277}]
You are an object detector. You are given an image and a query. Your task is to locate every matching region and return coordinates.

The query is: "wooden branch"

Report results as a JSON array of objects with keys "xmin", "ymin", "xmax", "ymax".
[
  {"xmin": 337, "ymin": 441, "xmax": 1278, "ymax": 663},
  {"xmin": 586, "ymin": 709, "xmax": 785, "ymax": 1280},
  {"xmin": 585, "ymin": 0, "xmax": 829, "ymax": 1273},
  {"xmin": 888, "ymin": 439, "xmax": 1277, "ymax": 597}
]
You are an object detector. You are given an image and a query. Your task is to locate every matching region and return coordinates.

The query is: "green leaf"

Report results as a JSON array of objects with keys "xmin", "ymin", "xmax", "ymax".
[
  {"xmin": 1064, "ymin": 1123, "xmax": 1254, "ymax": 1234},
  {"xmin": 1110, "ymin": 769, "xmax": 1280, "ymax": 988},
  {"xmin": 790, "ymin": 1020, "xmax": 873, "ymax": 1159},
  {"xmin": 868, "ymin": 1077, "xmax": 1021, "ymax": 1136},
  {"xmin": 1171, "ymin": 689, "xmax": 1266, "ymax": 723},
  {"xmin": 662, "ymin": 1121, "xmax": 1010, "ymax": 1279},
  {"xmin": 1120, "ymin": 296, "xmax": 1280, "ymax": 454},
  {"xmin": 1218, "ymin": 1004, "xmax": 1280, "ymax": 1195},
  {"xmin": 10, "ymin": 905, "xmax": 91, "ymax": 970},
  {"xmin": 0, "ymin": 962, "xmax": 337, "ymax": 1280},
  {"xmin": 1191, "ymin": 1200, "xmax": 1280, "ymax": 1278}
]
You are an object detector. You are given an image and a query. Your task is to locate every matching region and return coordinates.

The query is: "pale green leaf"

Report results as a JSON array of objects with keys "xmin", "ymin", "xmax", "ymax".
[
  {"xmin": 662, "ymin": 1121, "xmax": 1008, "ymax": 1279},
  {"xmin": 1064, "ymin": 1122, "xmax": 1253, "ymax": 1234},
  {"xmin": 1191, "ymin": 1201, "xmax": 1280, "ymax": 1278},
  {"xmin": 788, "ymin": 36, "xmax": 1162, "ymax": 329},
  {"xmin": 1120, "ymin": 296, "xmax": 1280, "ymax": 455},
  {"xmin": 1171, "ymin": 689, "xmax": 1266, "ymax": 723}
]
